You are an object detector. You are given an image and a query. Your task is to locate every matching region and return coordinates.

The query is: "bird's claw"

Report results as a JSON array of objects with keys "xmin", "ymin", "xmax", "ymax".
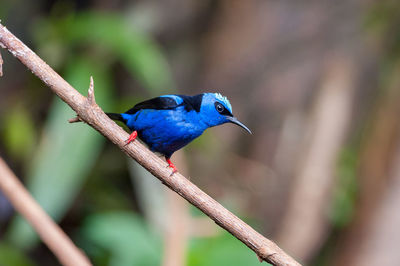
[
  {"xmin": 166, "ymin": 158, "xmax": 178, "ymax": 175},
  {"xmin": 169, "ymin": 165, "xmax": 178, "ymax": 175},
  {"xmin": 124, "ymin": 131, "xmax": 137, "ymax": 146}
]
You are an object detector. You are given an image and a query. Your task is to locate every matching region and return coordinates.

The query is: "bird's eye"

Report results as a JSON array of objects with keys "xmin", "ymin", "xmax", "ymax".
[{"xmin": 215, "ymin": 102, "xmax": 225, "ymax": 113}]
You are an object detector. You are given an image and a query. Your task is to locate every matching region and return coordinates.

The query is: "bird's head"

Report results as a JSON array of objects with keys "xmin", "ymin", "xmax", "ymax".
[{"xmin": 200, "ymin": 93, "xmax": 252, "ymax": 134}]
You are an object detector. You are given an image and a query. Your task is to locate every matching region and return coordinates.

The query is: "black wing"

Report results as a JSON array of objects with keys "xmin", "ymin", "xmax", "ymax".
[
  {"xmin": 125, "ymin": 96, "xmax": 179, "ymax": 114},
  {"xmin": 177, "ymin": 94, "xmax": 203, "ymax": 113}
]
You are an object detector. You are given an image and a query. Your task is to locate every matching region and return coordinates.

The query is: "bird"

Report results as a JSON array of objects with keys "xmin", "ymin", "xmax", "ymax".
[{"xmin": 106, "ymin": 93, "xmax": 251, "ymax": 173}]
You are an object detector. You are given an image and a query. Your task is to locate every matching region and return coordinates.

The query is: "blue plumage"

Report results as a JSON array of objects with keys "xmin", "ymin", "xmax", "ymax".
[{"xmin": 106, "ymin": 93, "xmax": 251, "ymax": 172}]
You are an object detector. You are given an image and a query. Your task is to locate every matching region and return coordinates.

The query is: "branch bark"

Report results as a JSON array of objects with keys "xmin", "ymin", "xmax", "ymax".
[
  {"xmin": 0, "ymin": 157, "xmax": 91, "ymax": 266},
  {"xmin": 0, "ymin": 23, "xmax": 300, "ymax": 266}
]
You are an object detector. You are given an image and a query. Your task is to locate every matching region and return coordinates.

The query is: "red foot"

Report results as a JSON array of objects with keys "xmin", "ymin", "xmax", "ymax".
[
  {"xmin": 166, "ymin": 158, "xmax": 178, "ymax": 173},
  {"xmin": 125, "ymin": 131, "xmax": 137, "ymax": 145}
]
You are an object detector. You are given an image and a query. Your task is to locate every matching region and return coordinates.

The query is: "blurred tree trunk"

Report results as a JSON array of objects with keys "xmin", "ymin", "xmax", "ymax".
[
  {"xmin": 335, "ymin": 67, "xmax": 400, "ymax": 266},
  {"xmin": 275, "ymin": 54, "xmax": 356, "ymax": 263},
  {"xmin": 352, "ymin": 135, "xmax": 400, "ymax": 265}
]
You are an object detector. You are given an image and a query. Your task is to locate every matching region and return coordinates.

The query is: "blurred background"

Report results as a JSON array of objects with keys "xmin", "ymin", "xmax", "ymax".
[{"xmin": 1, "ymin": 0, "xmax": 400, "ymax": 265}]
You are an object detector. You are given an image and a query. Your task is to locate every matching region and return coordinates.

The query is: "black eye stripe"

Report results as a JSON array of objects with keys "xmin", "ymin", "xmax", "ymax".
[{"xmin": 214, "ymin": 102, "xmax": 233, "ymax": 116}]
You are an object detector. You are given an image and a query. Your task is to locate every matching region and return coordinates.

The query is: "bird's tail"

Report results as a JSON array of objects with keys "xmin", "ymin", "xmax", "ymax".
[{"xmin": 106, "ymin": 113, "xmax": 125, "ymax": 122}]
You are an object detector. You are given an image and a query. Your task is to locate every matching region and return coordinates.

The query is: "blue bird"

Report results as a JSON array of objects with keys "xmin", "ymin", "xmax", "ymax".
[{"xmin": 106, "ymin": 93, "xmax": 251, "ymax": 173}]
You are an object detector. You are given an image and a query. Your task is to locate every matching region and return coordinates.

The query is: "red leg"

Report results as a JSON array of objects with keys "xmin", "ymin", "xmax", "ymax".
[
  {"xmin": 124, "ymin": 131, "xmax": 137, "ymax": 145},
  {"xmin": 166, "ymin": 158, "xmax": 178, "ymax": 173}
]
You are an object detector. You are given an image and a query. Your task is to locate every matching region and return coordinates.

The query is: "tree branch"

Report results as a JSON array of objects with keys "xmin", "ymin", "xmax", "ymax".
[
  {"xmin": 0, "ymin": 23, "xmax": 300, "ymax": 266},
  {"xmin": 0, "ymin": 157, "xmax": 91, "ymax": 266}
]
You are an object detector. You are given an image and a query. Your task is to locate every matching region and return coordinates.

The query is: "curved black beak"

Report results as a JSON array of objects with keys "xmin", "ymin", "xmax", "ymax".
[{"xmin": 226, "ymin": 116, "xmax": 252, "ymax": 134}]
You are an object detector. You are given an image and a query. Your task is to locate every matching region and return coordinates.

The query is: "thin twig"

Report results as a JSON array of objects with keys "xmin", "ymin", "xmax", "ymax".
[
  {"xmin": 68, "ymin": 116, "xmax": 82, "ymax": 123},
  {"xmin": 0, "ymin": 23, "xmax": 300, "ymax": 266},
  {"xmin": 0, "ymin": 157, "xmax": 91, "ymax": 266}
]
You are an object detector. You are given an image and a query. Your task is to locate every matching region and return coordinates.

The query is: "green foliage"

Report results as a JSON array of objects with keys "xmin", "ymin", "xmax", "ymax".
[
  {"xmin": 0, "ymin": 243, "xmax": 35, "ymax": 266},
  {"xmin": 365, "ymin": 0, "xmax": 400, "ymax": 32},
  {"xmin": 80, "ymin": 212, "xmax": 162, "ymax": 266},
  {"xmin": 187, "ymin": 232, "xmax": 270, "ymax": 266},
  {"xmin": 2, "ymin": 106, "xmax": 36, "ymax": 160},
  {"xmin": 366, "ymin": 1, "xmax": 400, "ymax": 63},
  {"xmin": 33, "ymin": 12, "xmax": 174, "ymax": 93}
]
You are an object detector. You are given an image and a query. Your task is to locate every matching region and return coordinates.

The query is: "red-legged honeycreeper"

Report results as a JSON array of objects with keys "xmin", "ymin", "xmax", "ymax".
[{"xmin": 106, "ymin": 93, "xmax": 251, "ymax": 173}]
